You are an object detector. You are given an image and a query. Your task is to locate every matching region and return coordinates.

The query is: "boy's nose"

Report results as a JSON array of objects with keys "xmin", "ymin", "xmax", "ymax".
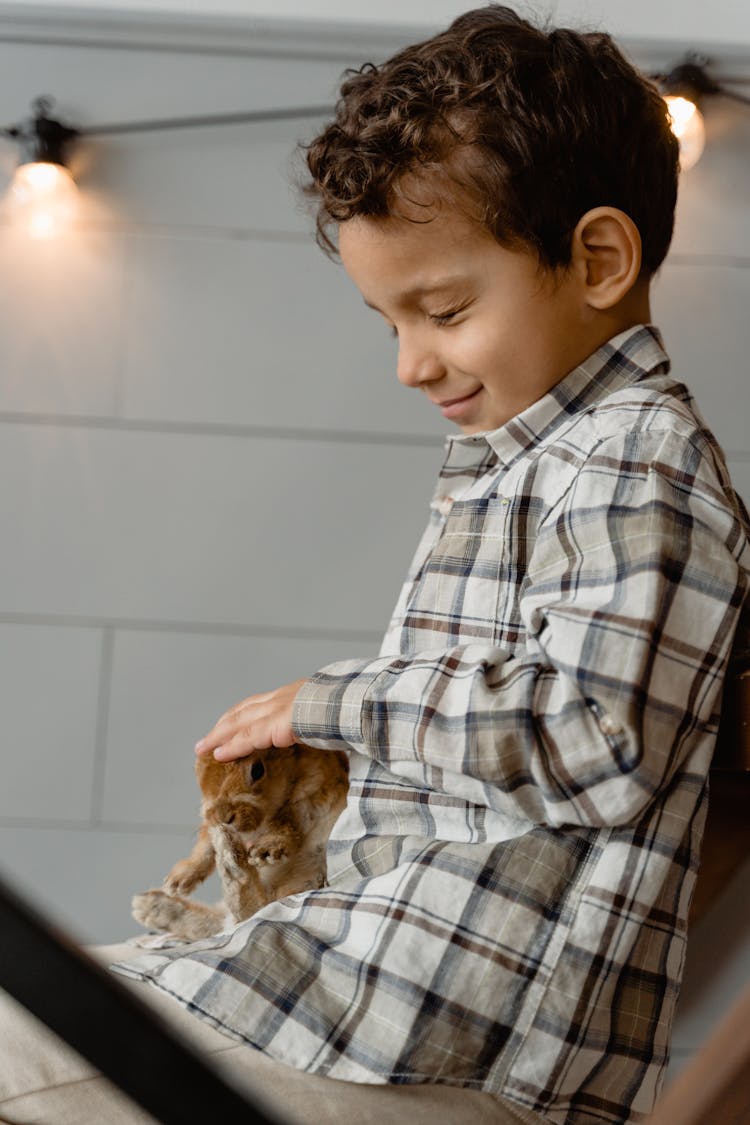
[{"xmin": 396, "ymin": 336, "xmax": 445, "ymax": 389}]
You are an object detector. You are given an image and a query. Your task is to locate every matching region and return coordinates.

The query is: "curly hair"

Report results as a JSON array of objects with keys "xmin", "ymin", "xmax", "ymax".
[{"xmin": 300, "ymin": 4, "xmax": 679, "ymax": 276}]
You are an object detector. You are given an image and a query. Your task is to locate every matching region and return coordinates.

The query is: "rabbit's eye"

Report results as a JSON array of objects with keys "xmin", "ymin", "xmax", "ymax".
[{"xmin": 250, "ymin": 760, "xmax": 265, "ymax": 782}]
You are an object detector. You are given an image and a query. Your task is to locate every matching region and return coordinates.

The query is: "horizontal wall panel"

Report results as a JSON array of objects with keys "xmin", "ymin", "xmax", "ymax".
[
  {"xmin": 0, "ymin": 825, "xmax": 217, "ymax": 944},
  {"xmin": 0, "ymin": 229, "xmax": 125, "ymax": 416},
  {"xmin": 651, "ymin": 263, "xmax": 750, "ymax": 454},
  {"xmin": 121, "ymin": 235, "xmax": 446, "ymax": 438},
  {"xmin": 670, "ymin": 97, "xmax": 750, "ymax": 259},
  {"xmin": 101, "ymin": 629, "xmax": 365, "ymax": 827},
  {"xmin": 0, "ymin": 624, "xmax": 102, "ymax": 821},
  {"xmin": 0, "ymin": 423, "xmax": 440, "ymax": 631},
  {"xmin": 79, "ymin": 124, "xmax": 320, "ymax": 234},
  {"xmin": 0, "ymin": 8, "xmax": 423, "ymax": 56}
]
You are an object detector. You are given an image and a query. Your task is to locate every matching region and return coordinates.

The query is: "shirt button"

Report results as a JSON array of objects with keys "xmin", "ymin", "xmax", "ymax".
[
  {"xmin": 435, "ymin": 496, "xmax": 454, "ymax": 516},
  {"xmin": 599, "ymin": 714, "xmax": 624, "ymax": 737}
]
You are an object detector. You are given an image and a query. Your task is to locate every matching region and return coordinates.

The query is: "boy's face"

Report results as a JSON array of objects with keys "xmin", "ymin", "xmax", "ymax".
[{"xmin": 338, "ymin": 195, "xmax": 593, "ymax": 435}]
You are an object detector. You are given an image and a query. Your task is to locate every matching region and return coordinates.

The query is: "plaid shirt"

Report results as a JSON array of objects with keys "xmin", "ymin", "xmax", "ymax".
[{"xmin": 115, "ymin": 325, "xmax": 750, "ymax": 1125}]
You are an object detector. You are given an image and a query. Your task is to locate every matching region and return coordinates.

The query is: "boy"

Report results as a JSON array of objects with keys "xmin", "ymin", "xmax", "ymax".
[
  {"xmin": 2, "ymin": 6, "xmax": 748, "ymax": 1125},
  {"xmin": 146, "ymin": 8, "xmax": 750, "ymax": 1122}
]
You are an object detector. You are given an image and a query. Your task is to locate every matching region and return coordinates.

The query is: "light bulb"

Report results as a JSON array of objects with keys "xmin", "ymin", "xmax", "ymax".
[
  {"xmin": 6, "ymin": 161, "xmax": 79, "ymax": 239},
  {"xmin": 665, "ymin": 95, "xmax": 706, "ymax": 171}
]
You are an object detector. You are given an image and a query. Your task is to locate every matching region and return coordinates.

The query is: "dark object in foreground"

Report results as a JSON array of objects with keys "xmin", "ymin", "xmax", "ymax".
[{"xmin": 0, "ymin": 870, "xmax": 281, "ymax": 1125}]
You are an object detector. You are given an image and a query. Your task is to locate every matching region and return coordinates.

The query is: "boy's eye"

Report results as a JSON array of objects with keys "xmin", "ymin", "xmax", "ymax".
[
  {"xmin": 429, "ymin": 306, "xmax": 464, "ymax": 326},
  {"xmin": 385, "ymin": 304, "xmax": 465, "ymax": 338}
]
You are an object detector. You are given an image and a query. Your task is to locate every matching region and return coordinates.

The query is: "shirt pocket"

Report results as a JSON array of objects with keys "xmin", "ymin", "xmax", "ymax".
[{"xmin": 401, "ymin": 496, "xmax": 507, "ymax": 645}]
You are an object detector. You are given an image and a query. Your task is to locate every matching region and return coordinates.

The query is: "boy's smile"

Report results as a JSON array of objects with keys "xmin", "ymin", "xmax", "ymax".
[{"xmin": 338, "ymin": 192, "xmax": 644, "ymax": 435}]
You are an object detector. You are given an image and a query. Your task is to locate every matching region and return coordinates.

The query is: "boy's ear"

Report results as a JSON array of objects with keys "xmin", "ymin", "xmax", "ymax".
[{"xmin": 571, "ymin": 207, "xmax": 643, "ymax": 309}]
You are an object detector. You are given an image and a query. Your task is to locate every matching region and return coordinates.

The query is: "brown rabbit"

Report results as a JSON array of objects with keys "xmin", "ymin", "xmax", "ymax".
[{"xmin": 132, "ymin": 744, "xmax": 349, "ymax": 942}]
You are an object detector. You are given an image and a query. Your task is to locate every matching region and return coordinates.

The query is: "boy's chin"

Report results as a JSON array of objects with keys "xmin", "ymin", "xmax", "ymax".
[{"xmin": 455, "ymin": 405, "xmax": 507, "ymax": 436}]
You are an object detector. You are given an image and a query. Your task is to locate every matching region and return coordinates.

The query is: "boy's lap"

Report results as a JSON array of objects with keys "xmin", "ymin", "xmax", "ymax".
[{"xmin": 0, "ymin": 942, "xmax": 545, "ymax": 1125}]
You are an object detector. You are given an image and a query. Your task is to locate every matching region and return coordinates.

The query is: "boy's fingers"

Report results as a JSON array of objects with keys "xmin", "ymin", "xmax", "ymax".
[
  {"xmin": 198, "ymin": 715, "xmax": 296, "ymax": 760},
  {"xmin": 195, "ymin": 723, "xmax": 243, "ymax": 755},
  {"xmin": 212, "ymin": 742, "xmax": 248, "ymax": 762},
  {"xmin": 195, "ymin": 703, "xmax": 261, "ymax": 754},
  {"xmin": 194, "ymin": 679, "xmax": 304, "ymax": 756},
  {"xmin": 224, "ymin": 691, "xmax": 273, "ymax": 720},
  {"xmin": 199, "ymin": 690, "xmax": 277, "ymax": 738},
  {"xmin": 213, "ymin": 727, "xmax": 273, "ymax": 762}
]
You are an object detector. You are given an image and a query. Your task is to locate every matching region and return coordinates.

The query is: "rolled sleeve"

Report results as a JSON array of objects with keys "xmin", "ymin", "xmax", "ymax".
[{"xmin": 291, "ymin": 655, "xmax": 390, "ymax": 750}]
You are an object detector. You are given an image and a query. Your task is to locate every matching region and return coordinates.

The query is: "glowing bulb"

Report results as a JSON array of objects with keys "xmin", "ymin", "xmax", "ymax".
[
  {"xmin": 665, "ymin": 95, "xmax": 706, "ymax": 171},
  {"xmin": 6, "ymin": 161, "xmax": 79, "ymax": 239}
]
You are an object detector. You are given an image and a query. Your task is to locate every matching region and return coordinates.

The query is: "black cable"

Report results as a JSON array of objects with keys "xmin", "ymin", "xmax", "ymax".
[
  {"xmin": 77, "ymin": 103, "xmax": 334, "ymax": 136},
  {"xmin": 722, "ymin": 89, "xmax": 750, "ymax": 107}
]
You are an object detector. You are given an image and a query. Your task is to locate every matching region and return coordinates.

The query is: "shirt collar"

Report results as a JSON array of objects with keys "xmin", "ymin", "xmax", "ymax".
[{"xmin": 441, "ymin": 324, "xmax": 671, "ymax": 472}]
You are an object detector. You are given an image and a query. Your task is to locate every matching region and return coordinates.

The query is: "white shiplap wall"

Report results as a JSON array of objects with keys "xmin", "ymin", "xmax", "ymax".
[
  {"xmin": 0, "ymin": 6, "xmax": 748, "ymax": 1091},
  {"xmin": 0, "ymin": 0, "xmax": 749, "ymax": 48}
]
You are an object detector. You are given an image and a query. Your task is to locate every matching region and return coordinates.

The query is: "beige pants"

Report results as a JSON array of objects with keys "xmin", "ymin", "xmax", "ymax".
[{"xmin": 0, "ymin": 944, "xmax": 548, "ymax": 1125}]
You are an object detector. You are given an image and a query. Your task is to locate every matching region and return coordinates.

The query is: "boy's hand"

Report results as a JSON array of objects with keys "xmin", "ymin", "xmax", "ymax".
[{"xmin": 194, "ymin": 678, "xmax": 308, "ymax": 762}]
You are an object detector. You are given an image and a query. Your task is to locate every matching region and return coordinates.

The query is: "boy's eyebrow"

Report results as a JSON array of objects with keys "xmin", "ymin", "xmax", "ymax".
[{"xmin": 362, "ymin": 276, "xmax": 472, "ymax": 313}]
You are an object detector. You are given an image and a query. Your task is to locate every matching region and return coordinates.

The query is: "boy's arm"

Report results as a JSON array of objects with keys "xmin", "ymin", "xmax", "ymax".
[{"xmin": 292, "ymin": 430, "xmax": 749, "ymax": 829}]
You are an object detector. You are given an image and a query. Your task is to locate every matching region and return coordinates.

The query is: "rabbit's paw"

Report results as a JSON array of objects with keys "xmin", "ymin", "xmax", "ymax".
[
  {"xmin": 132, "ymin": 889, "xmax": 185, "ymax": 932},
  {"xmin": 163, "ymin": 859, "xmax": 203, "ymax": 895},
  {"xmin": 247, "ymin": 840, "xmax": 289, "ymax": 866}
]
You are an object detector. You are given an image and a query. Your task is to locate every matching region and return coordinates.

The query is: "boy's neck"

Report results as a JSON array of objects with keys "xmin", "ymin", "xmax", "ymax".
[{"xmin": 583, "ymin": 277, "xmax": 652, "ymax": 358}]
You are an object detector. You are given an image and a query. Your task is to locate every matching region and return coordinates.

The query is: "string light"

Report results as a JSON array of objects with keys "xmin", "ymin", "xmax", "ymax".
[
  {"xmin": 1, "ymin": 97, "xmax": 79, "ymax": 238},
  {"xmin": 7, "ymin": 161, "xmax": 79, "ymax": 239},
  {"xmin": 656, "ymin": 58, "xmax": 720, "ymax": 172},
  {"xmin": 1, "ymin": 98, "xmax": 332, "ymax": 240},
  {"xmin": 664, "ymin": 95, "xmax": 706, "ymax": 171}
]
